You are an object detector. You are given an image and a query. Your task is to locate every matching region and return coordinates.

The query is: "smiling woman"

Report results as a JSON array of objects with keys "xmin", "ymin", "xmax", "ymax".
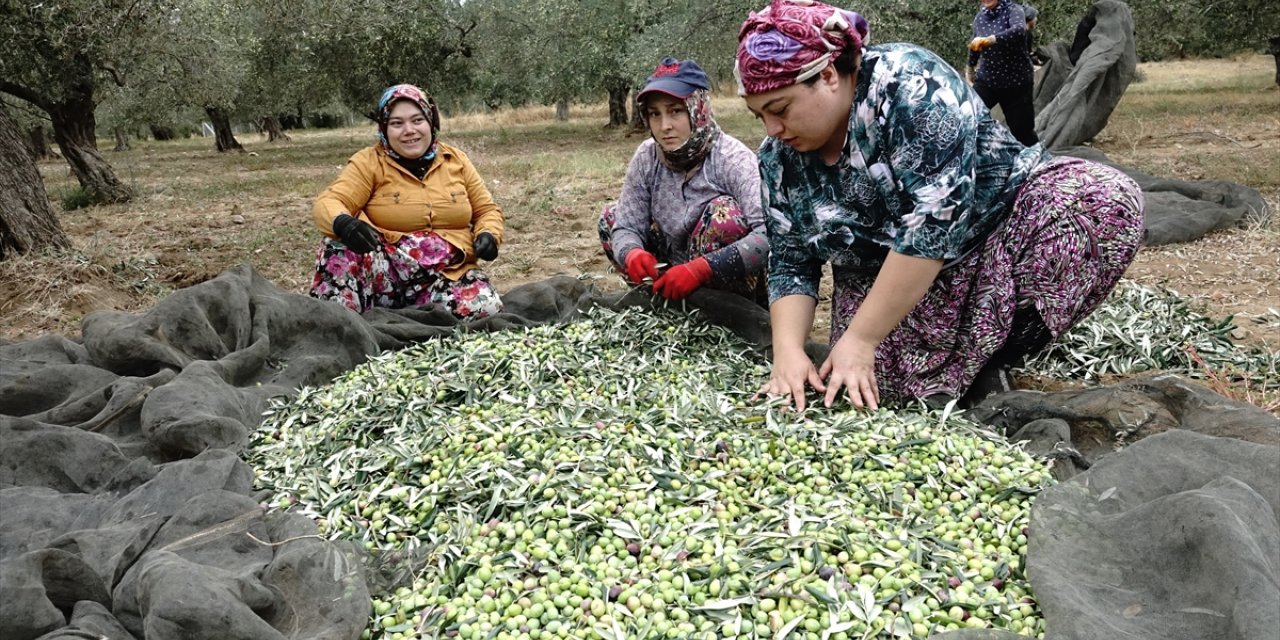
[{"xmin": 309, "ymin": 84, "xmax": 506, "ymax": 320}]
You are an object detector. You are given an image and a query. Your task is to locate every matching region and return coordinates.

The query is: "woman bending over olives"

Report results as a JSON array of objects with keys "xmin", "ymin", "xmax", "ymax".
[{"xmin": 738, "ymin": 0, "xmax": 1143, "ymax": 410}]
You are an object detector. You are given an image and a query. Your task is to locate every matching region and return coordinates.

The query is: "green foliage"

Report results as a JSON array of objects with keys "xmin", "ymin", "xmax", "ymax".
[
  {"xmin": 6, "ymin": 0, "xmax": 1273, "ymax": 137},
  {"xmin": 1023, "ymin": 281, "xmax": 1280, "ymax": 386},
  {"xmin": 55, "ymin": 186, "xmax": 95, "ymax": 211},
  {"xmin": 252, "ymin": 307, "xmax": 1054, "ymax": 639},
  {"xmin": 304, "ymin": 0, "xmax": 476, "ymax": 115},
  {"xmin": 0, "ymin": 0, "xmax": 178, "ymax": 108}
]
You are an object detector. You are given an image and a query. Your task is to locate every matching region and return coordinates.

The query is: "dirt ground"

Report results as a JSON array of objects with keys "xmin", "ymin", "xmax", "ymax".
[{"xmin": 4, "ymin": 57, "xmax": 1278, "ymax": 398}]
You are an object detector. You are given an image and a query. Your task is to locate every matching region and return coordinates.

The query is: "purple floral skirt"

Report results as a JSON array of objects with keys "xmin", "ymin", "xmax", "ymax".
[
  {"xmin": 830, "ymin": 157, "xmax": 1145, "ymax": 404},
  {"xmin": 309, "ymin": 231, "xmax": 503, "ymax": 320}
]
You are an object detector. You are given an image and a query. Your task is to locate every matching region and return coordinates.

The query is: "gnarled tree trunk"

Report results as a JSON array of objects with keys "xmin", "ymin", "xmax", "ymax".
[
  {"xmin": 0, "ymin": 102, "xmax": 69, "ymax": 260},
  {"xmin": 262, "ymin": 116, "xmax": 291, "ymax": 142},
  {"xmin": 150, "ymin": 125, "xmax": 177, "ymax": 141},
  {"xmin": 1270, "ymin": 36, "xmax": 1279, "ymax": 87},
  {"xmin": 47, "ymin": 95, "xmax": 132, "ymax": 204},
  {"xmin": 629, "ymin": 88, "xmax": 646, "ymax": 131},
  {"xmin": 555, "ymin": 99, "xmax": 569, "ymax": 122},
  {"xmin": 606, "ymin": 83, "xmax": 629, "ymax": 128},
  {"xmin": 205, "ymin": 107, "xmax": 243, "ymax": 152},
  {"xmin": 27, "ymin": 126, "xmax": 49, "ymax": 160},
  {"xmin": 112, "ymin": 127, "xmax": 130, "ymax": 151}
]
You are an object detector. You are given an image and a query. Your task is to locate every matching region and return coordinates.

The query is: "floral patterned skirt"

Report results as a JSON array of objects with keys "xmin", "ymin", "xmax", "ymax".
[
  {"xmin": 598, "ymin": 195, "xmax": 765, "ymax": 303},
  {"xmin": 309, "ymin": 231, "xmax": 503, "ymax": 320},
  {"xmin": 829, "ymin": 157, "xmax": 1145, "ymax": 405}
]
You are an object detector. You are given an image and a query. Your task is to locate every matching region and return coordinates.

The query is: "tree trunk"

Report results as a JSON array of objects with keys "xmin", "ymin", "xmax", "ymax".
[
  {"xmin": 47, "ymin": 97, "xmax": 133, "ymax": 204},
  {"xmin": 27, "ymin": 126, "xmax": 49, "ymax": 160},
  {"xmin": 1270, "ymin": 36, "xmax": 1280, "ymax": 87},
  {"xmin": 150, "ymin": 125, "xmax": 177, "ymax": 141},
  {"xmin": 0, "ymin": 102, "xmax": 69, "ymax": 260},
  {"xmin": 112, "ymin": 127, "xmax": 130, "ymax": 152},
  {"xmin": 606, "ymin": 84, "xmax": 629, "ymax": 127},
  {"xmin": 629, "ymin": 88, "xmax": 646, "ymax": 131},
  {"xmin": 555, "ymin": 99, "xmax": 569, "ymax": 122},
  {"xmin": 205, "ymin": 107, "xmax": 244, "ymax": 152},
  {"xmin": 262, "ymin": 115, "xmax": 291, "ymax": 142}
]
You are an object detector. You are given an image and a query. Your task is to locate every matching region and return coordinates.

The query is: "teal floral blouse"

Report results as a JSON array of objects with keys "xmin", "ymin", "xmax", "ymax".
[{"xmin": 759, "ymin": 43, "xmax": 1051, "ymax": 303}]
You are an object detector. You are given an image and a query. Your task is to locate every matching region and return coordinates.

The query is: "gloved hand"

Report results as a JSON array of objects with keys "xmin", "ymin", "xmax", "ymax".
[
  {"xmin": 652, "ymin": 257, "xmax": 712, "ymax": 300},
  {"xmin": 624, "ymin": 249, "xmax": 660, "ymax": 284},
  {"xmin": 968, "ymin": 36, "xmax": 997, "ymax": 52},
  {"xmin": 332, "ymin": 213, "xmax": 382, "ymax": 254},
  {"xmin": 474, "ymin": 232, "xmax": 499, "ymax": 261}
]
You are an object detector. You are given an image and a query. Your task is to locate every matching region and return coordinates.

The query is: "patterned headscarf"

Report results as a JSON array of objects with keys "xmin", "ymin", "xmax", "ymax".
[
  {"xmin": 644, "ymin": 89, "xmax": 721, "ymax": 173},
  {"xmin": 376, "ymin": 84, "xmax": 441, "ymax": 161},
  {"xmin": 735, "ymin": 0, "xmax": 870, "ymax": 96}
]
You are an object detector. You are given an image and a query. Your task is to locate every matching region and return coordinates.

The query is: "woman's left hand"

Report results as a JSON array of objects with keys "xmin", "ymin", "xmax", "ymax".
[{"xmin": 818, "ymin": 335, "xmax": 880, "ymax": 410}]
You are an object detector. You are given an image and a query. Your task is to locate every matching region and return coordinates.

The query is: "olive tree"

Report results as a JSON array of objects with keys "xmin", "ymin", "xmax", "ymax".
[
  {"xmin": 307, "ymin": 0, "xmax": 476, "ymax": 118},
  {"xmin": 0, "ymin": 0, "xmax": 178, "ymax": 204},
  {"xmin": 461, "ymin": 0, "xmax": 759, "ymax": 127},
  {"xmin": 0, "ymin": 101, "xmax": 69, "ymax": 259}
]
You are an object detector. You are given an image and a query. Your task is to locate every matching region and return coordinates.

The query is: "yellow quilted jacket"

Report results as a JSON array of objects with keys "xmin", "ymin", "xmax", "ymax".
[{"xmin": 313, "ymin": 142, "xmax": 505, "ymax": 280}]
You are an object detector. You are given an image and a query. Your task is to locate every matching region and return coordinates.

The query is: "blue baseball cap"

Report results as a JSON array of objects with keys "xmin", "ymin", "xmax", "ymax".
[{"xmin": 637, "ymin": 58, "xmax": 711, "ymax": 101}]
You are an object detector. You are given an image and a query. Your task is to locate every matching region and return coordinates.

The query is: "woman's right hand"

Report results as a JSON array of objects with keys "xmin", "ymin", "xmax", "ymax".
[
  {"xmin": 332, "ymin": 213, "xmax": 383, "ymax": 254},
  {"xmin": 624, "ymin": 249, "xmax": 660, "ymax": 284},
  {"xmin": 756, "ymin": 348, "xmax": 826, "ymax": 412}
]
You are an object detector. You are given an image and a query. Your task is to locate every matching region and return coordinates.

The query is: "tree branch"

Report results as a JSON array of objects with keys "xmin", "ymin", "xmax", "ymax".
[
  {"xmin": 0, "ymin": 96, "xmax": 53, "ymax": 123},
  {"xmin": 100, "ymin": 62, "xmax": 127, "ymax": 87},
  {"xmin": 0, "ymin": 81, "xmax": 52, "ymax": 112}
]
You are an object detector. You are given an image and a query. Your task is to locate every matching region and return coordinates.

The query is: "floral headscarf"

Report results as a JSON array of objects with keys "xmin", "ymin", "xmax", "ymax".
[
  {"xmin": 644, "ymin": 89, "xmax": 721, "ymax": 173},
  {"xmin": 735, "ymin": 0, "xmax": 870, "ymax": 95},
  {"xmin": 376, "ymin": 84, "xmax": 441, "ymax": 161}
]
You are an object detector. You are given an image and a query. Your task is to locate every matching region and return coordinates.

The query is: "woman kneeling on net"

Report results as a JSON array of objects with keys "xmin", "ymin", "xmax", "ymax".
[
  {"xmin": 599, "ymin": 57, "xmax": 769, "ymax": 304},
  {"xmin": 738, "ymin": 0, "xmax": 1144, "ymax": 410},
  {"xmin": 310, "ymin": 83, "xmax": 504, "ymax": 320}
]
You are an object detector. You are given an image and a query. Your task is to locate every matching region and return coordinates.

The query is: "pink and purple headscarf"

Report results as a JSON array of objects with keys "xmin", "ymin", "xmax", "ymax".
[
  {"xmin": 376, "ymin": 84, "xmax": 441, "ymax": 160},
  {"xmin": 735, "ymin": 0, "xmax": 870, "ymax": 95}
]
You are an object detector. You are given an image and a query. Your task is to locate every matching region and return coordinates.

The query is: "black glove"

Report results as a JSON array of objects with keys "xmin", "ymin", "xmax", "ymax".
[
  {"xmin": 474, "ymin": 232, "xmax": 499, "ymax": 261},
  {"xmin": 332, "ymin": 214, "xmax": 382, "ymax": 254}
]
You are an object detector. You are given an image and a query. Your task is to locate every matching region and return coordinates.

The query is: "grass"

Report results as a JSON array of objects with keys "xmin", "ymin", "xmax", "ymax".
[{"xmin": 1093, "ymin": 53, "xmax": 1280, "ymax": 195}]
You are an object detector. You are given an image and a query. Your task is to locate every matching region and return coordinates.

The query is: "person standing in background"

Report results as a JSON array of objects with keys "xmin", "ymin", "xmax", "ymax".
[
  {"xmin": 1023, "ymin": 5, "xmax": 1048, "ymax": 64},
  {"xmin": 967, "ymin": 0, "xmax": 1039, "ymax": 146}
]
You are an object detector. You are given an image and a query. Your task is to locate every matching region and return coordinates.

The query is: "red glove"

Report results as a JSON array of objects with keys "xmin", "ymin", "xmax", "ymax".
[
  {"xmin": 653, "ymin": 257, "xmax": 712, "ymax": 300},
  {"xmin": 624, "ymin": 249, "xmax": 660, "ymax": 284}
]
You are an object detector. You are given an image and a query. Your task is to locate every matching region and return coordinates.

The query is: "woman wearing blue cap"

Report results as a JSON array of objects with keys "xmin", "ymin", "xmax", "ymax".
[
  {"xmin": 967, "ymin": 0, "xmax": 1039, "ymax": 146},
  {"xmin": 598, "ymin": 58, "xmax": 769, "ymax": 303}
]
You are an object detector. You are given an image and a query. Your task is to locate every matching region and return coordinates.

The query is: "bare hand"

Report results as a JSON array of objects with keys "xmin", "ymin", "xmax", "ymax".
[
  {"xmin": 755, "ymin": 348, "xmax": 825, "ymax": 412},
  {"xmin": 818, "ymin": 336, "xmax": 880, "ymax": 410}
]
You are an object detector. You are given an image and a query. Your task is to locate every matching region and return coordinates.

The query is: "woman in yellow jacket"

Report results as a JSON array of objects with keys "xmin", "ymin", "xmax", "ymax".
[{"xmin": 310, "ymin": 84, "xmax": 505, "ymax": 319}]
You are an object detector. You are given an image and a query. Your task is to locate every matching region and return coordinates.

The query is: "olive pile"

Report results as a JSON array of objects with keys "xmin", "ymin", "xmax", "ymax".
[{"xmin": 251, "ymin": 307, "xmax": 1053, "ymax": 639}]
